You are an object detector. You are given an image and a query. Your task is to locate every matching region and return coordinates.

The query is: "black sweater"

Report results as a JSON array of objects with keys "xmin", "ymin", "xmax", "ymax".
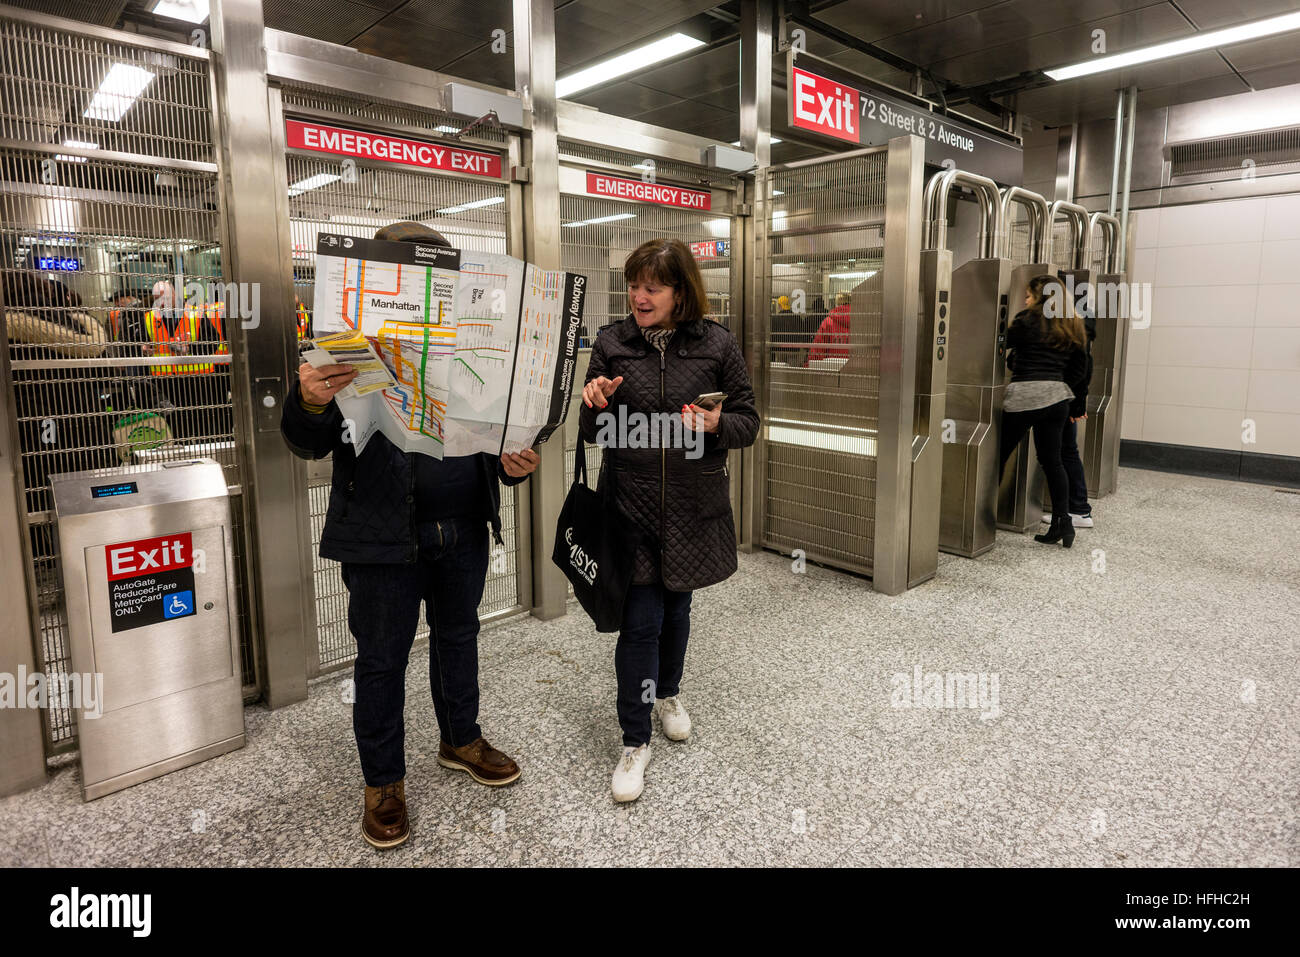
[{"xmin": 1006, "ymin": 309, "xmax": 1090, "ymax": 417}]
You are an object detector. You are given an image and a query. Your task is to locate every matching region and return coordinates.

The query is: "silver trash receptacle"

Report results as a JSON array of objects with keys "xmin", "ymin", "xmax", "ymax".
[{"xmin": 51, "ymin": 458, "xmax": 245, "ymax": 801}]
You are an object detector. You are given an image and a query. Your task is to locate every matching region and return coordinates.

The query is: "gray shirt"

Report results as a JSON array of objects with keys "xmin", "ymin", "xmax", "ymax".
[{"xmin": 1003, "ymin": 379, "xmax": 1075, "ymax": 414}]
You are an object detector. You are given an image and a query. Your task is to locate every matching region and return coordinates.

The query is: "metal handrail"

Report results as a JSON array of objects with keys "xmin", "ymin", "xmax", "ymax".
[
  {"xmin": 1049, "ymin": 200, "xmax": 1092, "ymax": 270},
  {"xmin": 999, "ymin": 186, "xmax": 1050, "ymax": 262},
  {"xmin": 924, "ymin": 168, "xmax": 1002, "ymax": 258},
  {"xmin": 1089, "ymin": 212, "xmax": 1121, "ymax": 273}
]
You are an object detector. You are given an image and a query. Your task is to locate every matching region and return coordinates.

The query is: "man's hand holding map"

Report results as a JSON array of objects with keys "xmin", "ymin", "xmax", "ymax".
[{"xmin": 302, "ymin": 232, "xmax": 587, "ymax": 459}]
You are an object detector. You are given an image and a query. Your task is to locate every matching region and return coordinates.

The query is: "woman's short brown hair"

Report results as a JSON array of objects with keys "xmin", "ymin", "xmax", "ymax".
[{"xmin": 623, "ymin": 238, "xmax": 710, "ymax": 323}]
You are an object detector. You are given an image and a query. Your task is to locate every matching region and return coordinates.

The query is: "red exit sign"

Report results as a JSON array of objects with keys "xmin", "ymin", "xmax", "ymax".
[
  {"xmin": 107, "ymin": 533, "xmax": 194, "ymax": 581},
  {"xmin": 286, "ymin": 119, "xmax": 502, "ymax": 178},
  {"xmin": 585, "ymin": 172, "xmax": 711, "ymax": 210},
  {"xmin": 790, "ymin": 66, "xmax": 859, "ymax": 144}
]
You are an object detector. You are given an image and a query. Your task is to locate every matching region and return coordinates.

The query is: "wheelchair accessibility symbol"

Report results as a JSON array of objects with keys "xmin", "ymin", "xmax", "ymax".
[{"xmin": 164, "ymin": 590, "xmax": 194, "ymax": 620}]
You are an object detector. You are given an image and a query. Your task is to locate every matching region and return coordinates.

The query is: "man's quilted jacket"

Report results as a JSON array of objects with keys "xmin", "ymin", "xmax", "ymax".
[
  {"xmin": 280, "ymin": 380, "xmax": 526, "ymax": 564},
  {"xmin": 579, "ymin": 314, "xmax": 759, "ymax": 591}
]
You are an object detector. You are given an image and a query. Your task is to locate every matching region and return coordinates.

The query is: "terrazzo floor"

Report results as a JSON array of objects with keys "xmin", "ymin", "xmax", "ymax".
[{"xmin": 3, "ymin": 466, "xmax": 1297, "ymax": 867}]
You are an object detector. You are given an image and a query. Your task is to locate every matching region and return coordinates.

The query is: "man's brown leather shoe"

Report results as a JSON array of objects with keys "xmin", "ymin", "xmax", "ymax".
[
  {"xmin": 362, "ymin": 779, "xmax": 409, "ymax": 849},
  {"xmin": 437, "ymin": 737, "xmax": 521, "ymax": 786}
]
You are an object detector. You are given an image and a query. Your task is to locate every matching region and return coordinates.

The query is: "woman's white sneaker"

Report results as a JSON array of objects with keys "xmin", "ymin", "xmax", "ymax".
[
  {"xmin": 612, "ymin": 744, "xmax": 651, "ymax": 802},
  {"xmin": 654, "ymin": 695, "xmax": 692, "ymax": 741}
]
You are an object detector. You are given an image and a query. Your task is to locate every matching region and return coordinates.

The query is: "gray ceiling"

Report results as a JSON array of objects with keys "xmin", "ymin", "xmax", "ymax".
[{"xmin": 27, "ymin": 0, "xmax": 1300, "ymax": 156}]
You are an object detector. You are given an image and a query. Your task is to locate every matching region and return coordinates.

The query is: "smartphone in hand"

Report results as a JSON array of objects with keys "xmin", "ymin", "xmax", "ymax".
[{"xmin": 692, "ymin": 392, "xmax": 727, "ymax": 411}]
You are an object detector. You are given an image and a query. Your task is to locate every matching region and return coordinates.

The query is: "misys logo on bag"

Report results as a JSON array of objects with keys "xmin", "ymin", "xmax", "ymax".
[{"xmin": 564, "ymin": 527, "xmax": 598, "ymax": 585}]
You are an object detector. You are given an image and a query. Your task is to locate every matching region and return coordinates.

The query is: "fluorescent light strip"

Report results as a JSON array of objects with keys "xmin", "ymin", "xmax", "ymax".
[
  {"xmin": 829, "ymin": 270, "xmax": 877, "ymax": 279},
  {"xmin": 767, "ymin": 424, "xmax": 877, "ymax": 457},
  {"xmin": 562, "ymin": 212, "xmax": 637, "ymax": 227},
  {"xmin": 83, "ymin": 63, "xmax": 155, "ymax": 122},
  {"xmin": 557, "ymin": 33, "xmax": 706, "ymax": 98},
  {"xmin": 63, "ymin": 139, "xmax": 98, "ymax": 149},
  {"xmin": 436, "ymin": 196, "xmax": 506, "ymax": 215},
  {"xmin": 287, "ymin": 172, "xmax": 341, "ymax": 197},
  {"xmin": 1046, "ymin": 10, "xmax": 1300, "ymax": 80},
  {"xmin": 732, "ymin": 138, "xmax": 782, "ymax": 146}
]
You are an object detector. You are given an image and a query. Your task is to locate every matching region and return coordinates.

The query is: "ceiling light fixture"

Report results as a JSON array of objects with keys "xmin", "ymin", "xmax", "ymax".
[
  {"xmin": 150, "ymin": 1, "xmax": 210, "ymax": 24},
  {"xmin": 561, "ymin": 212, "xmax": 637, "ymax": 227},
  {"xmin": 287, "ymin": 172, "xmax": 341, "ymax": 197},
  {"xmin": 1045, "ymin": 10, "xmax": 1300, "ymax": 80},
  {"xmin": 83, "ymin": 63, "xmax": 155, "ymax": 122},
  {"xmin": 436, "ymin": 196, "xmax": 506, "ymax": 214},
  {"xmin": 731, "ymin": 138, "xmax": 782, "ymax": 146},
  {"xmin": 557, "ymin": 33, "xmax": 706, "ymax": 98}
]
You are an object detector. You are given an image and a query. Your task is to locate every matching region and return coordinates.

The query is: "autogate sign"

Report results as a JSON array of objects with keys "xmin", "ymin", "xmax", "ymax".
[
  {"xmin": 106, "ymin": 532, "xmax": 196, "ymax": 633},
  {"xmin": 285, "ymin": 119, "xmax": 503, "ymax": 178},
  {"xmin": 585, "ymin": 172, "xmax": 712, "ymax": 210}
]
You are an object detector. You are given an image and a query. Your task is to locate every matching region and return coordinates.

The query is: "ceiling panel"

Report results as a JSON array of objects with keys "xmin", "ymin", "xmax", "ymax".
[
  {"xmin": 868, "ymin": 0, "xmax": 1164, "ymax": 68},
  {"xmin": 928, "ymin": 3, "xmax": 1193, "ymax": 85},
  {"xmin": 632, "ymin": 96, "xmax": 734, "ymax": 132},
  {"xmin": 571, "ymin": 83, "xmax": 682, "ymax": 115},
  {"xmin": 630, "ymin": 43, "xmax": 738, "ymax": 99},
  {"xmin": 1168, "ymin": 0, "xmax": 1300, "ymax": 30},
  {"xmin": 554, "ymin": 0, "xmax": 720, "ymax": 70},
  {"xmin": 812, "ymin": 0, "xmax": 1002, "ymax": 46},
  {"xmin": 1219, "ymin": 32, "xmax": 1300, "ymax": 73},
  {"xmin": 1015, "ymin": 60, "xmax": 1248, "ymax": 124},
  {"xmin": 397, "ymin": 0, "xmax": 513, "ymax": 33},
  {"xmin": 350, "ymin": 15, "xmax": 487, "ymax": 70},
  {"xmin": 260, "ymin": 0, "xmax": 398, "ymax": 46},
  {"xmin": 1241, "ymin": 59, "xmax": 1300, "ymax": 91}
]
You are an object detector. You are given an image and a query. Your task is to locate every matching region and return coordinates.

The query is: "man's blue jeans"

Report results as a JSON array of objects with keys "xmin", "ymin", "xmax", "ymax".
[
  {"xmin": 341, "ymin": 517, "xmax": 488, "ymax": 786},
  {"xmin": 615, "ymin": 583, "xmax": 692, "ymax": 747}
]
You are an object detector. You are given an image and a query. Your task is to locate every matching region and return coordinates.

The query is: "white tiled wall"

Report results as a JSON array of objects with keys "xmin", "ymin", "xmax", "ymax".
[{"xmin": 1122, "ymin": 194, "xmax": 1300, "ymax": 458}]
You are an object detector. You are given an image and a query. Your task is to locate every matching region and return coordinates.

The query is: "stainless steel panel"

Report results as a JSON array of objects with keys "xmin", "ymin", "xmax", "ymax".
[
  {"xmin": 909, "ymin": 245, "xmax": 950, "ymax": 588},
  {"xmin": 516, "ymin": 0, "xmax": 567, "ymax": 621},
  {"xmin": 1086, "ymin": 267, "xmax": 1126, "ymax": 498},
  {"xmin": 938, "ymin": 257, "xmax": 1011, "ymax": 558},
  {"xmin": 50, "ymin": 459, "xmax": 244, "ymax": 799}
]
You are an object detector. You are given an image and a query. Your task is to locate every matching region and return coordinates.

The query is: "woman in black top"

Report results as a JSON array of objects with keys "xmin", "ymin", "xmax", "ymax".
[{"xmin": 1000, "ymin": 274, "xmax": 1089, "ymax": 548}]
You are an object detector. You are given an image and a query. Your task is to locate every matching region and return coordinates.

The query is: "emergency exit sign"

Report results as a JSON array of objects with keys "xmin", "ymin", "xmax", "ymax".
[
  {"xmin": 787, "ymin": 51, "xmax": 1023, "ymax": 185},
  {"xmin": 585, "ymin": 171, "xmax": 712, "ymax": 210},
  {"xmin": 286, "ymin": 119, "xmax": 503, "ymax": 178},
  {"xmin": 106, "ymin": 532, "xmax": 196, "ymax": 633}
]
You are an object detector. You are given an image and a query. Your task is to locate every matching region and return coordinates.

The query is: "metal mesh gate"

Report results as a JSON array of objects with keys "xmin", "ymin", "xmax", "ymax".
[
  {"xmin": 279, "ymin": 90, "xmax": 521, "ymax": 673},
  {"xmin": 0, "ymin": 14, "xmax": 256, "ymax": 753},
  {"xmin": 761, "ymin": 151, "xmax": 888, "ymax": 573}
]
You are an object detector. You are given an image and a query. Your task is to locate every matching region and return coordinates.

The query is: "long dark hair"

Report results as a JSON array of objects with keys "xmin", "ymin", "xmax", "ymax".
[
  {"xmin": 623, "ymin": 238, "xmax": 710, "ymax": 323},
  {"xmin": 1022, "ymin": 274, "xmax": 1085, "ymax": 351}
]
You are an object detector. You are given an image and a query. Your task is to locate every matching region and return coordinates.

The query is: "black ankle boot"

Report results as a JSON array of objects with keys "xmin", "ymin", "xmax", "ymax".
[{"xmin": 1034, "ymin": 513, "xmax": 1075, "ymax": 548}]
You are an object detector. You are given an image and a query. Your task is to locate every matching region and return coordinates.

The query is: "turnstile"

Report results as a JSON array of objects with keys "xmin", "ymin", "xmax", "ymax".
[
  {"xmin": 1083, "ymin": 212, "xmax": 1126, "ymax": 498},
  {"xmin": 998, "ymin": 200, "xmax": 1093, "ymax": 526},
  {"xmin": 909, "ymin": 245, "xmax": 953, "ymax": 587},
  {"xmin": 929, "ymin": 169, "xmax": 1009, "ymax": 559},
  {"xmin": 49, "ymin": 458, "xmax": 245, "ymax": 800}
]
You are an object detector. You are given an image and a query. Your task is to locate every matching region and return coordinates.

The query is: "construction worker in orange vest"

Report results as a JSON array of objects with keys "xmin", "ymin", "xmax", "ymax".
[
  {"xmin": 295, "ymin": 295, "xmax": 311, "ymax": 341},
  {"xmin": 144, "ymin": 280, "xmax": 226, "ymax": 376}
]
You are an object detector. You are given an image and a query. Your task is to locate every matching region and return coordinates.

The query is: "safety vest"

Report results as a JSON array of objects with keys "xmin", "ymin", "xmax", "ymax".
[
  {"xmin": 295, "ymin": 302, "xmax": 310, "ymax": 341},
  {"xmin": 144, "ymin": 304, "xmax": 225, "ymax": 375}
]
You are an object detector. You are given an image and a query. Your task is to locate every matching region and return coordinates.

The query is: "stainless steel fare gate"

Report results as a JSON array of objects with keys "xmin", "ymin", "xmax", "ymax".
[
  {"xmin": 756, "ymin": 136, "xmax": 928, "ymax": 595},
  {"xmin": 0, "ymin": 9, "xmax": 257, "ymax": 755},
  {"xmin": 271, "ymin": 83, "xmax": 525, "ymax": 675}
]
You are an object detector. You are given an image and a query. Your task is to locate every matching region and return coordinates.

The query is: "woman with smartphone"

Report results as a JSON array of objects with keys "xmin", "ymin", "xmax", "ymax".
[{"xmin": 579, "ymin": 238, "xmax": 760, "ymax": 802}]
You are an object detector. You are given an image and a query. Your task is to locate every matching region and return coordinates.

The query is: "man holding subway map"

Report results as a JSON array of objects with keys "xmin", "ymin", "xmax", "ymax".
[{"xmin": 280, "ymin": 222, "xmax": 586, "ymax": 850}]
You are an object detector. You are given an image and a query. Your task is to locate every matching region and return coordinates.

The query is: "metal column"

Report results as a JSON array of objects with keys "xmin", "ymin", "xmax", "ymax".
[
  {"xmin": 996, "ymin": 186, "xmax": 1052, "ymax": 533},
  {"xmin": 738, "ymin": 0, "xmax": 772, "ymax": 553},
  {"xmin": 1084, "ymin": 212, "xmax": 1125, "ymax": 498},
  {"xmin": 210, "ymin": 0, "xmax": 309, "ymax": 707},
  {"xmin": 931, "ymin": 169, "xmax": 1009, "ymax": 559},
  {"xmin": 514, "ymin": 0, "xmax": 566, "ymax": 620}
]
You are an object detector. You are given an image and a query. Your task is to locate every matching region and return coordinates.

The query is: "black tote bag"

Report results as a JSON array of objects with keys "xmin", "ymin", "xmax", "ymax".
[{"xmin": 552, "ymin": 435, "xmax": 642, "ymax": 632}]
